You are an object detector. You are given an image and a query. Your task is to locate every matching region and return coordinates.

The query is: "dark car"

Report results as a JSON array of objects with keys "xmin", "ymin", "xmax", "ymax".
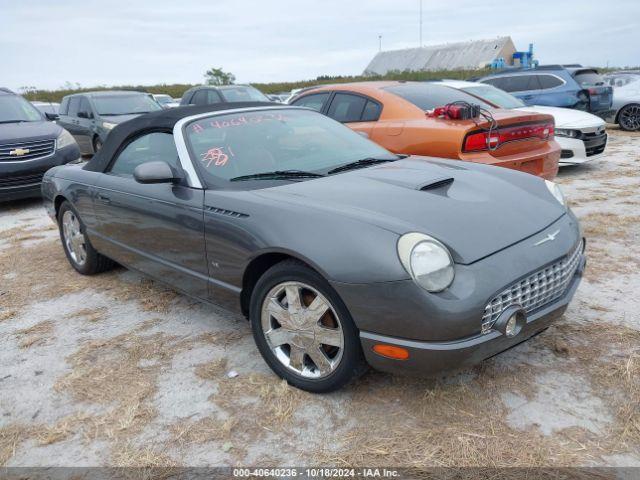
[
  {"xmin": 42, "ymin": 102, "xmax": 585, "ymax": 393},
  {"xmin": 0, "ymin": 88, "xmax": 80, "ymax": 202},
  {"xmin": 475, "ymin": 65, "xmax": 614, "ymax": 117},
  {"xmin": 180, "ymin": 85, "xmax": 270, "ymax": 106},
  {"xmin": 57, "ymin": 91, "xmax": 162, "ymax": 155}
]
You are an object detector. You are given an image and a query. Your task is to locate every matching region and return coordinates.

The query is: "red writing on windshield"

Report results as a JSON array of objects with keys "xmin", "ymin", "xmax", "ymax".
[
  {"xmin": 201, "ymin": 147, "xmax": 231, "ymax": 167},
  {"xmin": 192, "ymin": 113, "xmax": 286, "ymax": 132}
]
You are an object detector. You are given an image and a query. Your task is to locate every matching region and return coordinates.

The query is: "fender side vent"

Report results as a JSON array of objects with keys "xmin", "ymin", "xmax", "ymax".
[
  {"xmin": 205, "ymin": 206, "xmax": 249, "ymax": 218},
  {"xmin": 419, "ymin": 177, "xmax": 454, "ymax": 191}
]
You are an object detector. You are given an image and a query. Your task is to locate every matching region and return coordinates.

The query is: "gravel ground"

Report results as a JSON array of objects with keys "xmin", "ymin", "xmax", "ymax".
[{"xmin": 0, "ymin": 128, "xmax": 639, "ymax": 469}]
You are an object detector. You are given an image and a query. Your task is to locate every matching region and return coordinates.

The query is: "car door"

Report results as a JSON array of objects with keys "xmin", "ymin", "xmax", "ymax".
[
  {"xmin": 59, "ymin": 97, "xmax": 91, "ymax": 154},
  {"xmin": 92, "ymin": 131, "xmax": 208, "ymax": 299},
  {"xmin": 325, "ymin": 92, "xmax": 381, "ymax": 137},
  {"xmin": 76, "ymin": 96, "xmax": 95, "ymax": 151}
]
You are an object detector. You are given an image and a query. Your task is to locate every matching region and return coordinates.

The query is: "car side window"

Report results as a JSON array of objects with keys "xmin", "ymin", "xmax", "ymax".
[
  {"xmin": 538, "ymin": 74, "xmax": 564, "ymax": 89},
  {"xmin": 361, "ymin": 100, "xmax": 382, "ymax": 122},
  {"xmin": 67, "ymin": 97, "xmax": 81, "ymax": 117},
  {"xmin": 78, "ymin": 97, "xmax": 93, "ymax": 118},
  {"xmin": 481, "ymin": 77, "xmax": 506, "ymax": 90},
  {"xmin": 327, "ymin": 93, "xmax": 367, "ymax": 123},
  {"xmin": 59, "ymin": 98, "xmax": 69, "ymax": 115},
  {"xmin": 501, "ymin": 75, "xmax": 534, "ymax": 92},
  {"xmin": 291, "ymin": 93, "xmax": 330, "ymax": 112},
  {"xmin": 192, "ymin": 89, "xmax": 222, "ymax": 106},
  {"xmin": 109, "ymin": 132, "xmax": 179, "ymax": 177}
]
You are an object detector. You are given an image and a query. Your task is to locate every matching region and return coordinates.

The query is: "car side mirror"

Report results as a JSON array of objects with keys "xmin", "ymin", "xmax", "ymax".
[
  {"xmin": 77, "ymin": 111, "xmax": 89, "ymax": 119},
  {"xmin": 133, "ymin": 161, "xmax": 182, "ymax": 184},
  {"xmin": 45, "ymin": 112, "xmax": 59, "ymax": 121}
]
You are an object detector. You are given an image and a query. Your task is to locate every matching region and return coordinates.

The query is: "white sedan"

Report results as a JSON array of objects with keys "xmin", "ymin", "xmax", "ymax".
[{"xmin": 439, "ymin": 80, "xmax": 607, "ymax": 166}]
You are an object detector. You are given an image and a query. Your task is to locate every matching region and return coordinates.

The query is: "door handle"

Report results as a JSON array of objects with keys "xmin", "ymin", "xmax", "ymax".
[{"xmin": 96, "ymin": 193, "xmax": 111, "ymax": 203}]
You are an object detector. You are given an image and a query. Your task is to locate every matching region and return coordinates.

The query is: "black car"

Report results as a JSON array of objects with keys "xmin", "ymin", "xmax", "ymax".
[
  {"xmin": 0, "ymin": 88, "xmax": 80, "ymax": 202},
  {"xmin": 57, "ymin": 91, "xmax": 162, "ymax": 155},
  {"xmin": 179, "ymin": 85, "xmax": 270, "ymax": 106}
]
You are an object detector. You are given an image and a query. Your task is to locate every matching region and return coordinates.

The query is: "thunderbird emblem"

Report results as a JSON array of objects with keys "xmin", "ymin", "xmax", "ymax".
[
  {"xmin": 534, "ymin": 229, "xmax": 560, "ymax": 246},
  {"xmin": 9, "ymin": 148, "xmax": 30, "ymax": 156}
]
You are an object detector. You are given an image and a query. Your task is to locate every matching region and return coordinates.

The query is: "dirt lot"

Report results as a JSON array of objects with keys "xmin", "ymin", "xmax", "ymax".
[{"xmin": 1, "ymin": 129, "xmax": 639, "ymax": 470}]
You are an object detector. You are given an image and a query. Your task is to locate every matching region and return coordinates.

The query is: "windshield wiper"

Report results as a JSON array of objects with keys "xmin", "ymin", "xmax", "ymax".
[
  {"xmin": 327, "ymin": 157, "xmax": 400, "ymax": 175},
  {"xmin": 0, "ymin": 120, "xmax": 29, "ymax": 124},
  {"xmin": 230, "ymin": 170, "xmax": 325, "ymax": 182}
]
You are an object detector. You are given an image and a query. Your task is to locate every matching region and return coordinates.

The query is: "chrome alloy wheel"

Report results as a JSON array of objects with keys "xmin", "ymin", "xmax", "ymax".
[
  {"xmin": 62, "ymin": 210, "xmax": 87, "ymax": 266},
  {"xmin": 620, "ymin": 105, "xmax": 640, "ymax": 131},
  {"xmin": 260, "ymin": 281, "xmax": 344, "ymax": 379}
]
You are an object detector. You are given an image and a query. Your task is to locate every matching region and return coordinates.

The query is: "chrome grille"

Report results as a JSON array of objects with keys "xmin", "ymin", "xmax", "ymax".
[
  {"xmin": 0, "ymin": 139, "xmax": 56, "ymax": 162},
  {"xmin": 481, "ymin": 241, "xmax": 583, "ymax": 334}
]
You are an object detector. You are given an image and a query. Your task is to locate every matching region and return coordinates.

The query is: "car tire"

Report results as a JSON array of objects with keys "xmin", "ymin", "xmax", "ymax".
[
  {"xmin": 249, "ymin": 259, "xmax": 368, "ymax": 393},
  {"xmin": 618, "ymin": 104, "xmax": 640, "ymax": 131},
  {"xmin": 58, "ymin": 201, "xmax": 114, "ymax": 275},
  {"xmin": 93, "ymin": 136, "xmax": 103, "ymax": 153}
]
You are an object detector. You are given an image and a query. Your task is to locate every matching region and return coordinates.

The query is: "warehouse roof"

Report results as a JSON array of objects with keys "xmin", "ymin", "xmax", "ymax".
[{"xmin": 364, "ymin": 36, "xmax": 515, "ymax": 75}]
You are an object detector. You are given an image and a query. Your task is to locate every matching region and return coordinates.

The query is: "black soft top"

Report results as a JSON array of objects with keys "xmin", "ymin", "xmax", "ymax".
[{"xmin": 83, "ymin": 101, "xmax": 280, "ymax": 172}]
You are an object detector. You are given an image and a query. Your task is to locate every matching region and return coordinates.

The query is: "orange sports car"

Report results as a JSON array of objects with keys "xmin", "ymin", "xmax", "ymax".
[{"xmin": 289, "ymin": 81, "xmax": 560, "ymax": 179}]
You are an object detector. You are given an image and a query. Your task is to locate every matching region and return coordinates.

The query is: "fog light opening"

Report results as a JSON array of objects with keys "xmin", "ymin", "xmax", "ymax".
[
  {"xmin": 495, "ymin": 306, "xmax": 526, "ymax": 338},
  {"xmin": 373, "ymin": 344, "xmax": 410, "ymax": 360},
  {"xmin": 505, "ymin": 314, "xmax": 519, "ymax": 337}
]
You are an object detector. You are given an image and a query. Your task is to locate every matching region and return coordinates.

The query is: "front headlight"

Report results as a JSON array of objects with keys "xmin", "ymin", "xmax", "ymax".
[
  {"xmin": 397, "ymin": 232, "xmax": 455, "ymax": 292},
  {"xmin": 56, "ymin": 129, "xmax": 77, "ymax": 150},
  {"xmin": 545, "ymin": 179, "xmax": 566, "ymax": 207},
  {"xmin": 102, "ymin": 122, "xmax": 117, "ymax": 130},
  {"xmin": 555, "ymin": 128, "xmax": 580, "ymax": 138}
]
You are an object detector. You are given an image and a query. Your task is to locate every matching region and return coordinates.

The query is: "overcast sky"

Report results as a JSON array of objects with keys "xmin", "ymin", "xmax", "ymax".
[{"xmin": 3, "ymin": 0, "xmax": 639, "ymax": 91}]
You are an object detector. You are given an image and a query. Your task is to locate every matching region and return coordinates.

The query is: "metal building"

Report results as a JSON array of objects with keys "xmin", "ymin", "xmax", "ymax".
[{"xmin": 363, "ymin": 36, "xmax": 517, "ymax": 75}]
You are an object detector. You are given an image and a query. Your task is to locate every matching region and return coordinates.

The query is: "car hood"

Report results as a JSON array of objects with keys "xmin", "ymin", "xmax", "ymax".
[
  {"xmin": 100, "ymin": 114, "xmax": 145, "ymax": 124},
  {"xmin": 253, "ymin": 158, "xmax": 566, "ymax": 265},
  {"xmin": 515, "ymin": 105, "xmax": 605, "ymax": 128},
  {"xmin": 0, "ymin": 120, "xmax": 61, "ymax": 143}
]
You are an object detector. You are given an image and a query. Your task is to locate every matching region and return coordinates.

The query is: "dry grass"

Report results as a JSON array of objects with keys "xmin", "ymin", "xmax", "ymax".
[
  {"xmin": 171, "ymin": 416, "xmax": 236, "ymax": 445},
  {"xmin": 583, "ymin": 244, "xmax": 640, "ymax": 281},
  {"xmin": 0, "ymin": 424, "xmax": 34, "ymax": 466},
  {"xmin": 195, "ymin": 358, "xmax": 228, "ymax": 381},
  {"xmin": 580, "ymin": 212, "xmax": 640, "ymax": 240},
  {"xmin": 111, "ymin": 442, "xmax": 179, "ymax": 480},
  {"xmin": 541, "ymin": 322, "xmax": 640, "ymax": 449},
  {"xmin": 213, "ymin": 374, "xmax": 306, "ymax": 429},
  {"xmin": 0, "ymin": 309, "xmax": 17, "ymax": 322},
  {"xmin": 65, "ymin": 307, "xmax": 108, "ymax": 323},
  {"xmin": 52, "ymin": 325, "xmax": 199, "ymax": 448},
  {"xmin": 14, "ymin": 320, "xmax": 55, "ymax": 349},
  {"xmin": 0, "ymin": 238, "xmax": 184, "ymax": 320}
]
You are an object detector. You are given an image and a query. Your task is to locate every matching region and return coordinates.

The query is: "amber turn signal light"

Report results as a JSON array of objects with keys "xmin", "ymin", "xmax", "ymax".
[{"xmin": 373, "ymin": 344, "xmax": 410, "ymax": 360}]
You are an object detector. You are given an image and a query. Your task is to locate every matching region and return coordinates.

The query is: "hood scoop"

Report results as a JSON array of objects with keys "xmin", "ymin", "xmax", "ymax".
[{"xmin": 419, "ymin": 177, "xmax": 454, "ymax": 191}]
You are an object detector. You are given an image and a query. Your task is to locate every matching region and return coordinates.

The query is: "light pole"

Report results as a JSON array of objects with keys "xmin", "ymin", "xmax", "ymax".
[
  {"xmin": 419, "ymin": 0, "xmax": 423, "ymax": 47},
  {"xmin": 378, "ymin": 35, "xmax": 382, "ymax": 52}
]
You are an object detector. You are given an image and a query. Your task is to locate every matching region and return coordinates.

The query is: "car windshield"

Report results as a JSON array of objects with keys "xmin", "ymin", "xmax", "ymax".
[
  {"xmin": 604, "ymin": 74, "xmax": 640, "ymax": 88},
  {"xmin": 460, "ymin": 84, "xmax": 526, "ymax": 109},
  {"xmin": 219, "ymin": 86, "xmax": 270, "ymax": 102},
  {"xmin": 573, "ymin": 70, "xmax": 605, "ymax": 86},
  {"xmin": 0, "ymin": 95, "xmax": 43, "ymax": 123},
  {"xmin": 384, "ymin": 83, "xmax": 494, "ymax": 110},
  {"xmin": 93, "ymin": 94, "xmax": 162, "ymax": 115},
  {"xmin": 185, "ymin": 108, "xmax": 394, "ymax": 188}
]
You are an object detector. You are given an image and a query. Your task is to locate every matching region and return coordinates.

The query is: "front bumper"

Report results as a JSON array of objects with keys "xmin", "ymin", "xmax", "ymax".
[
  {"xmin": 359, "ymin": 253, "xmax": 584, "ymax": 375},
  {"xmin": 557, "ymin": 131, "xmax": 607, "ymax": 166},
  {"xmin": 331, "ymin": 212, "xmax": 584, "ymax": 376},
  {"xmin": 0, "ymin": 144, "xmax": 81, "ymax": 202}
]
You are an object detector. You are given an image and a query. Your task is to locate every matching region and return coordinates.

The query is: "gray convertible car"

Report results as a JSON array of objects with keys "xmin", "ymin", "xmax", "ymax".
[{"xmin": 42, "ymin": 102, "xmax": 585, "ymax": 392}]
